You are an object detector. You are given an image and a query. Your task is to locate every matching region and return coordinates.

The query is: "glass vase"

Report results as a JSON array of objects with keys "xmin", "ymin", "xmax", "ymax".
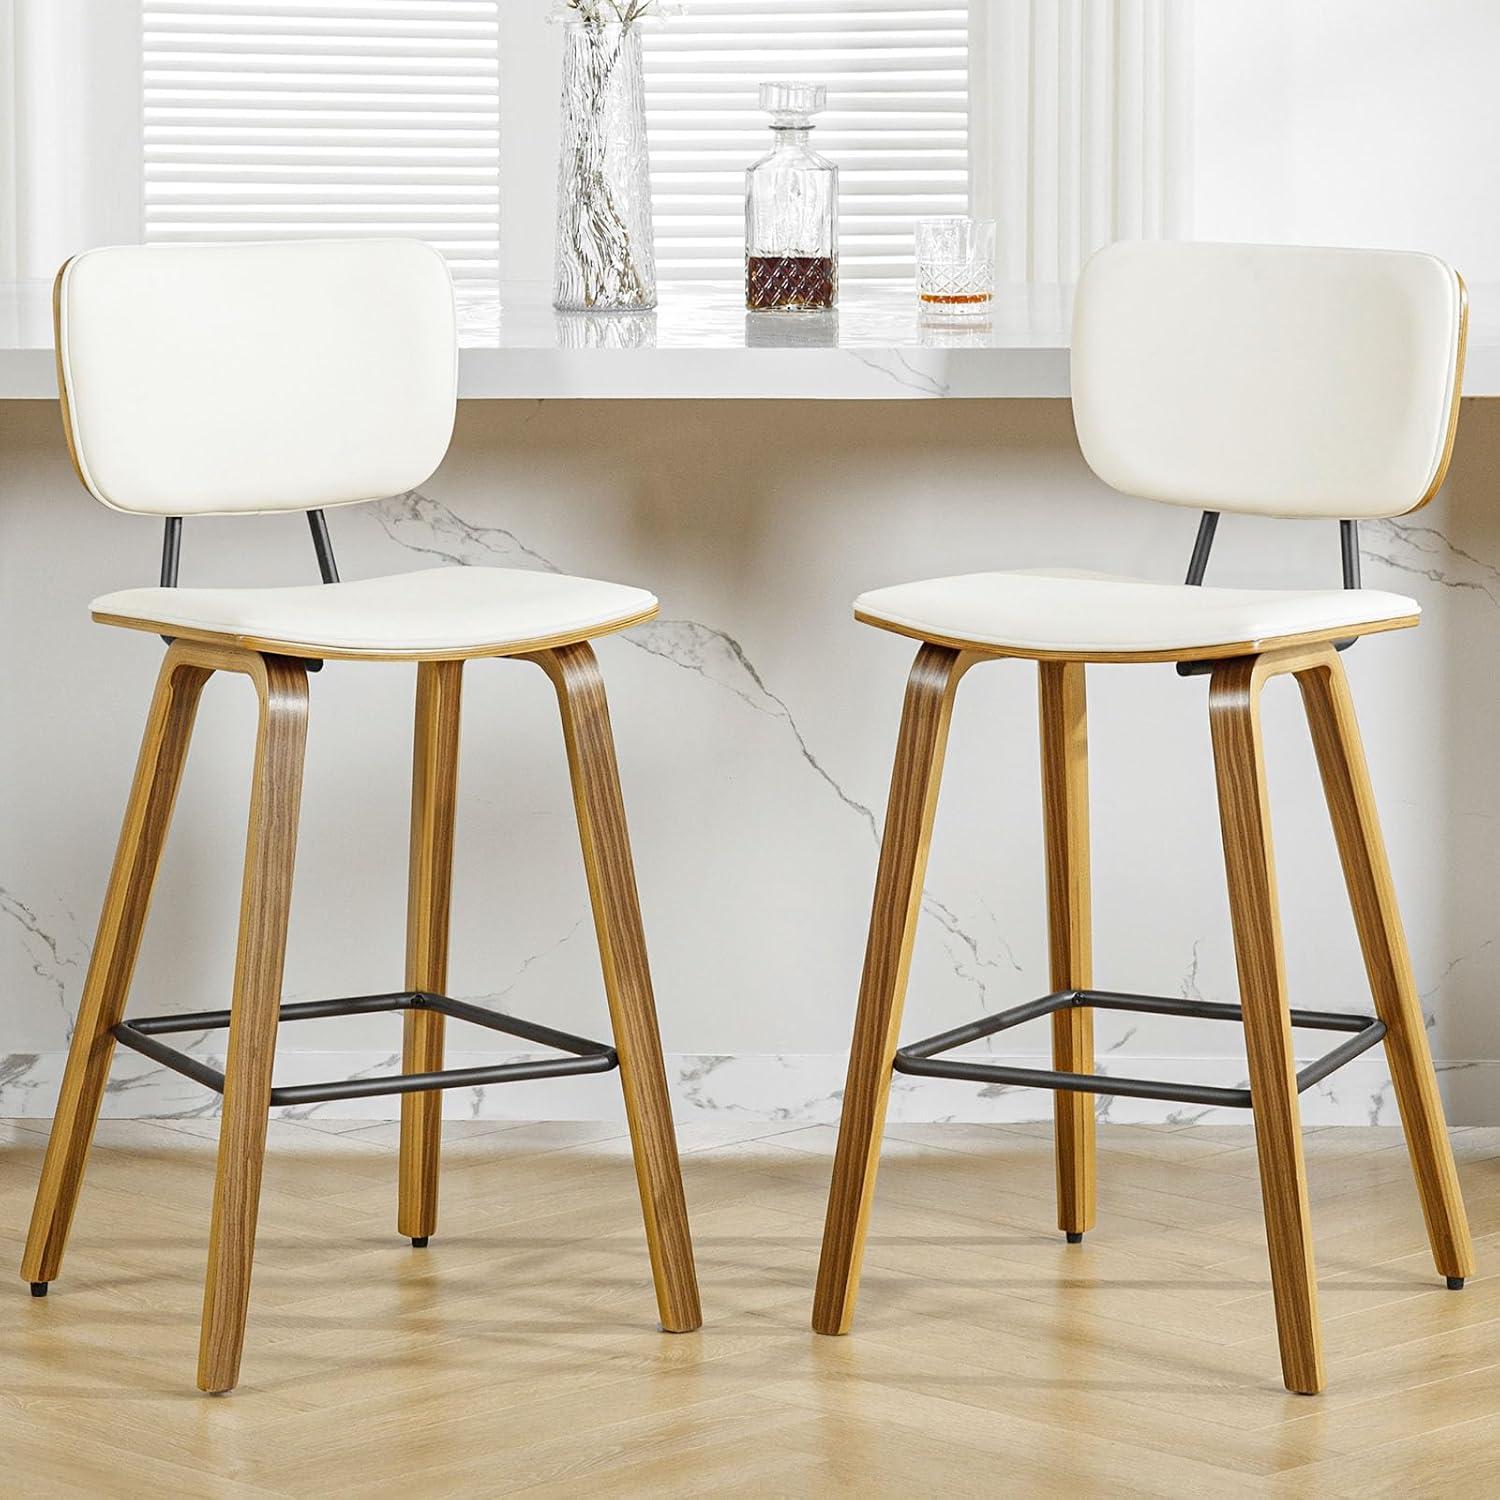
[{"xmin": 553, "ymin": 21, "xmax": 657, "ymax": 312}]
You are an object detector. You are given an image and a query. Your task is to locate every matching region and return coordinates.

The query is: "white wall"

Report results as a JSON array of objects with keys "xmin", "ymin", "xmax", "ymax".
[
  {"xmin": 3, "ymin": 397, "xmax": 1499, "ymax": 1125},
  {"xmin": 1190, "ymin": 2, "xmax": 1500, "ymax": 282}
]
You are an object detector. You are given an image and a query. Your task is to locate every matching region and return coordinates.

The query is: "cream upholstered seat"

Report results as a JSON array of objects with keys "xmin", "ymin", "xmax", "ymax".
[
  {"xmin": 92, "ymin": 567, "xmax": 658, "ymax": 659},
  {"xmin": 854, "ymin": 240, "xmax": 1462, "ymax": 657},
  {"xmin": 55, "ymin": 238, "xmax": 658, "ymax": 658},
  {"xmin": 854, "ymin": 569, "xmax": 1418, "ymax": 660}
]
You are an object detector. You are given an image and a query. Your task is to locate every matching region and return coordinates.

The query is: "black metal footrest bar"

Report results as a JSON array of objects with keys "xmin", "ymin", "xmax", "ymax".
[
  {"xmin": 113, "ymin": 990, "xmax": 618, "ymax": 1107},
  {"xmin": 893, "ymin": 988, "xmax": 1387, "ymax": 1110}
]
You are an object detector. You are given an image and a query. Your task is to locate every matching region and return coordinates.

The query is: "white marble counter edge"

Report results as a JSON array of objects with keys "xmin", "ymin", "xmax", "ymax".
[
  {"xmin": 0, "ymin": 344, "xmax": 1073, "ymax": 400},
  {"xmin": 4, "ymin": 342, "xmax": 1498, "ymax": 401}
]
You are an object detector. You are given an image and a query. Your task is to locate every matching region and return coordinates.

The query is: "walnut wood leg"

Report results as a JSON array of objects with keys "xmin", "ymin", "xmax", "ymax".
[
  {"xmin": 528, "ymin": 642, "xmax": 701, "ymax": 1333},
  {"xmin": 21, "ymin": 646, "xmax": 211, "ymax": 1289},
  {"xmin": 1039, "ymin": 660, "xmax": 1095, "ymax": 1241},
  {"xmin": 399, "ymin": 660, "xmax": 464, "ymax": 1245},
  {"xmin": 197, "ymin": 653, "xmax": 309, "ymax": 1394},
  {"xmin": 1210, "ymin": 656, "xmax": 1323, "ymax": 1395},
  {"xmin": 1296, "ymin": 651, "xmax": 1473, "ymax": 1284},
  {"xmin": 813, "ymin": 644, "xmax": 977, "ymax": 1335}
]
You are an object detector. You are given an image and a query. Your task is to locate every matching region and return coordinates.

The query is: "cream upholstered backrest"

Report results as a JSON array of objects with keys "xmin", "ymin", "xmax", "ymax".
[
  {"xmin": 54, "ymin": 239, "xmax": 457, "ymax": 516},
  {"xmin": 1070, "ymin": 241, "xmax": 1465, "ymax": 519}
]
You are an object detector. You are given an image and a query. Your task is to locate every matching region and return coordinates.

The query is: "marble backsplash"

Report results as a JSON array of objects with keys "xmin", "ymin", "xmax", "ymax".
[{"xmin": 2, "ymin": 397, "xmax": 1498, "ymax": 1125}]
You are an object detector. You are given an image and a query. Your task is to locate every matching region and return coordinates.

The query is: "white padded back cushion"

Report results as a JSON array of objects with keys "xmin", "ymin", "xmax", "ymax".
[
  {"xmin": 1070, "ymin": 241, "xmax": 1464, "ymax": 519},
  {"xmin": 57, "ymin": 239, "xmax": 456, "ymax": 516}
]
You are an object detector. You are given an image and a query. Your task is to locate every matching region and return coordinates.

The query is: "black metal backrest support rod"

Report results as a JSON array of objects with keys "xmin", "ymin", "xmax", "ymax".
[
  {"xmin": 157, "ymin": 516, "xmax": 183, "ymax": 644},
  {"xmin": 1340, "ymin": 518, "xmax": 1361, "ymax": 590},
  {"xmin": 153, "ymin": 508, "xmax": 341, "ymax": 665},
  {"xmin": 1175, "ymin": 509, "xmax": 1219, "ymax": 677},
  {"xmin": 1183, "ymin": 509, "xmax": 1220, "ymax": 586},
  {"xmin": 1176, "ymin": 511, "xmax": 1361, "ymax": 676},
  {"xmin": 1333, "ymin": 518, "xmax": 1361, "ymax": 653},
  {"xmin": 160, "ymin": 515, "xmax": 182, "ymax": 587},
  {"xmin": 307, "ymin": 508, "xmax": 340, "ymax": 584}
]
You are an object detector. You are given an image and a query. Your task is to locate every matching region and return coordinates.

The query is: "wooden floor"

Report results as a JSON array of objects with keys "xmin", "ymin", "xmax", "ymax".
[{"xmin": 2, "ymin": 1116, "xmax": 1497, "ymax": 1498}]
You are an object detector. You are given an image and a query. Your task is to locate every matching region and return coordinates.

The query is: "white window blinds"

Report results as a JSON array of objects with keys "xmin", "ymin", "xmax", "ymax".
[
  {"xmin": 642, "ymin": 1, "xmax": 970, "ymax": 281},
  {"xmin": 142, "ymin": 1, "xmax": 500, "ymax": 278}
]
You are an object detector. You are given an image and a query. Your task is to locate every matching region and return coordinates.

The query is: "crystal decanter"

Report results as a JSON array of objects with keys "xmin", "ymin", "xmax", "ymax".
[{"xmin": 745, "ymin": 82, "xmax": 838, "ymax": 311}]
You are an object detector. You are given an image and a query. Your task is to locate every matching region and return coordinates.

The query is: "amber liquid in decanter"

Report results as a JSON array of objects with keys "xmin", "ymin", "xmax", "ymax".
[{"xmin": 746, "ymin": 254, "xmax": 838, "ymax": 311}]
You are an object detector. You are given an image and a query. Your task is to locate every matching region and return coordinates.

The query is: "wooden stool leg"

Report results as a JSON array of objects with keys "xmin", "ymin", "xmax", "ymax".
[
  {"xmin": 814, "ymin": 644, "xmax": 976, "ymax": 1335},
  {"xmin": 399, "ymin": 660, "xmax": 464, "ymax": 1245},
  {"xmin": 198, "ymin": 654, "xmax": 309, "ymax": 1394},
  {"xmin": 1039, "ymin": 660, "xmax": 1095, "ymax": 1241},
  {"xmin": 529, "ymin": 642, "xmax": 701, "ymax": 1333},
  {"xmin": 21, "ymin": 648, "xmax": 211, "ymax": 1289},
  {"xmin": 1296, "ymin": 653, "xmax": 1474, "ymax": 1284},
  {"xmin": 1210, "ymin": 656, "xmax": 1324, "ymax": 1395}
]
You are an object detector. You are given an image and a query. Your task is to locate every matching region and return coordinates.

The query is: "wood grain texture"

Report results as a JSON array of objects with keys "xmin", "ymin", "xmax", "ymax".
[
  {"xmin": 528, "ymin": 642, "xmax": 701, "ymax": 1333},
  {"xmin": 50, "ymin": 258, "xmax": 90, "ymax": 493},
  {"xmin": 1295, "ymin": 650, "xmax": 1474, "ymax": 1281},
  {"xmin": 399, "ymin": 660, "xmax": 464, "ymax": 1242},
  {"xmin": 1209, "ymin": 653, "xmax": 1324, "ymax": 1394},
  {"xmin": 852, "ymin": 609, "xmax": 1418, "ymax": 664},
  {"xmin": 7, "ymin": 1119, "xmax": 1499, "ymax": 1491},
  {"xmin": 813, "ymin": 644, "xmax": 978, "ymax": 1335},
  {"xmin": 197, "ymin": 650, "xmax": 310, "ymax": 1393},
  {"xmin": 21, "ymin": 643, "xmax": 212, "ymax": 1286},
  {"xmin": 1039, "ymin": 660, "xmax": 1095, "ymax": 1237},
  {"xmin": 90, "ymin": 605, "xmax": 659, "ymax": 663},
  {"xmin": 1410, "ymin": 270, "xmax": 1469, "ymax": 513}
]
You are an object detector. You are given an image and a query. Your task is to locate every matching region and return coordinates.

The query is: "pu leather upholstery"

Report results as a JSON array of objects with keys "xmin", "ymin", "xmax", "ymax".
[
  {"xmin": 857, "ymin": 240, "xmax": 1460, "ymax": 658},
  {"xmin": 57, "ymin": 239, "xmax": 662, "ymax": 661},
  {"xmin": 1070, "ymin": 241, "xmax": 1464, "ymax": 520},
  {"xmin": 56, "ymin": 239, "xmax": 457, "ymax": 516},
  {"xmin": 853, "ymin": 569, "xmax": 1418, "ymax": 658},
  {"xmin": 91, "ymin": 566, "xmax": 658, "ymax": 660}
]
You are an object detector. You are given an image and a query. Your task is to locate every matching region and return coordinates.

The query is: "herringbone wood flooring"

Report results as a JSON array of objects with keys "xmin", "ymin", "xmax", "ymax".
[{"xmin": 2, "ymin": 1117, "xmax": 1497, "ymax": 1497}]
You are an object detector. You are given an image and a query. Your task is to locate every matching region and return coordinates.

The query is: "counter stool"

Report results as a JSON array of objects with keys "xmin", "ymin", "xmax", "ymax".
[
  {"xmin": 21, "ymin": 240, "xmax": 700, "ymax": 1394},
  {"xmin": 813, "ymin": 241, "xmax": 1474, "ymax": 1394}
]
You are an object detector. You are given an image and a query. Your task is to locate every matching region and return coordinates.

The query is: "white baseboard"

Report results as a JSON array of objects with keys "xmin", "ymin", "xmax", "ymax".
[{"xmin": 3, "ymin": 1049, "xmax": 1498, "ymax": 1126}]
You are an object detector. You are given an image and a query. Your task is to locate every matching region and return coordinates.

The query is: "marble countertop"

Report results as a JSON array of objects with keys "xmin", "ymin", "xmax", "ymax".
[
  {"xmin": 0, "ymin": 278, "xmax": 1065, "ymax": 400},
  {"xmin": 5, "ymin": 276, "xmax": 1498, "ymax": 400}
]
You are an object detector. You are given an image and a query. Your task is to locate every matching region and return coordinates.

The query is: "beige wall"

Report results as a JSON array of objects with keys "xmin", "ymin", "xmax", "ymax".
[{"xmin": 3, "ymin": 396, "xmax": 1498, "ymax": 1122}]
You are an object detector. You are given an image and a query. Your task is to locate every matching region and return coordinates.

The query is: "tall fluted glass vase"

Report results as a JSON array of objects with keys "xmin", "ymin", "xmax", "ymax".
[{"xmin": 553, "ymin": 21, "xmax": 657, "ymax": 311}]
